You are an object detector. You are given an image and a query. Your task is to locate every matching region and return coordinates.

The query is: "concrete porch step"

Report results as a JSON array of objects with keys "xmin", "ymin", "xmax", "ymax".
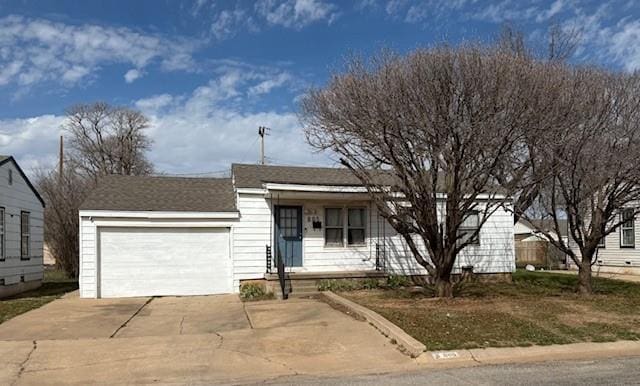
[{"xmin": 265, "ymin": 271, "xmax": 387, "ymax": 281}]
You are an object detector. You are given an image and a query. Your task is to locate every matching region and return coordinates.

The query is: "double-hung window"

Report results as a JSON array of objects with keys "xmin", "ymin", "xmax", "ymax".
[
  {"xmin": 20, "ymin": 211, "xmax": 30, "ymax": 258},
  {"xmin": 347, "ymin": 208, "xmax": 366, "ymax": 245},
  {"xmin": 458, "ymin": 211, "xmax": 480, "ymax": 246},
  {"xmin": 325, "ymin": 208, "xmax": 344, "ymax": 246},
  {"xmin": 620, "ymin": 209, "xmax": 635, "ymax": 248},
  {"xmin": 325, "ymin": 207, "xmax": 367, "ymax": 246},
  {"xmin": 0, "ymin": 207, "xmax": 4, "ymax": 260}
]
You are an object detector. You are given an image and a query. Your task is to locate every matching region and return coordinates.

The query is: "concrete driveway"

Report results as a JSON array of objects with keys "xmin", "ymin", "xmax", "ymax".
[{"xmin": 0, "ymin": 294, "xmax": 415, "ymax": 385}]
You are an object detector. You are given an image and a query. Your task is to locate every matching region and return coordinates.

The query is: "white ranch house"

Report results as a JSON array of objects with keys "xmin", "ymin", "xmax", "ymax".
[
  {"xmin": 78, "ymin": 164, "xmax": 515, "ymax": 298},
  {"xmin": 0, "ymin": 156, "xmax": 45, "ymax": 298}
]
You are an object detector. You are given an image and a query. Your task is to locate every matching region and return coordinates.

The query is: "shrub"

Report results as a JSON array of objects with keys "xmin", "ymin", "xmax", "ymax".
[
  {"xmin": 239, "ymin": 282, "xmax": 274, "ymax": 301},
  {"xmin": 318, "ymin": 278, "xmax": 384, "ymax": 292},
  {"xmin": 362, "ymin": 278, "xmax": 382, "ymax": 289},
  {"xmin": 318, "ymin": 279, "xmax": 361, "ymax": 292},
  {"xmin": 386, "ymin": 274, "xmax": 411, "ymax": 289}
]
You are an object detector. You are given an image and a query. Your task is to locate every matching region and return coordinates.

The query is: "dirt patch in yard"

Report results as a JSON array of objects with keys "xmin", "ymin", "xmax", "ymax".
[{"xmin": 341, "ymin": 271, "xmax": 640, "ymax": 351}]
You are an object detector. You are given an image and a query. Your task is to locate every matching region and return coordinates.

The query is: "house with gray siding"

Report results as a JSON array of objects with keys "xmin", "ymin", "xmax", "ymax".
[
  {"xmin": 0, "ymin": 156, "xmax": 45, "ymax": 298},
  {"xmin": 78, "ymin": 163, "xmax": 515, "ymax": 298}
]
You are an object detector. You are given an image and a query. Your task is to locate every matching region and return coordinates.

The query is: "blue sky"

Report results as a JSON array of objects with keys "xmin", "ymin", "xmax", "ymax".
[{"xmin": 1, "ymin": 0, "xmax": 639, "ymax": 176}]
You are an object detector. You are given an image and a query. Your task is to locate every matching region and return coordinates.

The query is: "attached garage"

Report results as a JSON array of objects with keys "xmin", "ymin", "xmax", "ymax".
[
  {"xmin": 98, "ymin": 227, "xmax": 232, "ymax": 298},
  {"xmin": 78, "ymin": 175, "xmax": 239, "ymax": 298}
]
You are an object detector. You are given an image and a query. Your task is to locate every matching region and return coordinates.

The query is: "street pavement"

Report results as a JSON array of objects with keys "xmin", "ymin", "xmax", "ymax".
[{"xmin": 260, "ymin": 356, "xmax": 640, "ymax": 385}]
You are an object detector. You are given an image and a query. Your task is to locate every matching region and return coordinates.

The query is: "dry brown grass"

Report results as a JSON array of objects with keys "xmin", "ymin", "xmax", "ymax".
[{"xmin": 341, "ymin": 271, "xmax": 640, "ymax": 350}]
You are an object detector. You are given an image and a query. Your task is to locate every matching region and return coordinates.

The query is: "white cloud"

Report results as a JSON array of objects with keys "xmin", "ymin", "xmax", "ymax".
[
  {"xmin": 600, "ymin": 18, "xmax": 640, "ymax": 71},
  {"xmin": 256, "ymin": 0, "xmax": 339, "ymax": 28},
  {"xmin": 210, "ymin": 8, "xmax": 257, "ymax": 39},
  {"xmin": 121, "ymin": 66, "xmax": 331, "ymax": 173},
  {"xmin": 0, "ymin": 114, "xmax": 65, "ymax": 175},
  {"xmin": 536, "ymin": 0, "xmax": 567, "ymax": 23},
  {"xmin": 124, "ymin": 69, "xmax": 143, "ymax": 83},
  {"xmin": 248, "ymin": 72, "xmax": 293, "ymax": 96},
  {"xmin": 0, "ymin": 15, "xmax": 198, "ymax": 91},
  {"xmin": 2, "ymin": 64, "xmax": 331, "ymax": 178}
]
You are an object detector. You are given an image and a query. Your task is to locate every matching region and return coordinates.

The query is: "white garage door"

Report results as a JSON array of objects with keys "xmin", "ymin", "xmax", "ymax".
[{"xmin": 98, "ymin": 227, "xmax": 232, "ymax": 298}]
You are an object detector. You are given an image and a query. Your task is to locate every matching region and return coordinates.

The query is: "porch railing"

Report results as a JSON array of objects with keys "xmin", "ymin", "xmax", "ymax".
[
  {"xmin": 375, "ymin": 242, "xmax": 387, "ymax": 272},
  {"xmin": 275, "ymin": 246, "xmax": 289, "ymax": 299},
  {"xmin": 266, "ymin": 245, "xmax": 272, "ymax": 273}
]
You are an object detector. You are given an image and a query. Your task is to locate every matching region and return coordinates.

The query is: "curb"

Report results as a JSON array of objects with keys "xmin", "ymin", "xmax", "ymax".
[
  {"xmin": 321, "ymin": 291, "xmax": 426, "ymax": 358},
  {"xmin": 418, "ymin": 340, "xmax": 640, "ymax": 368}
]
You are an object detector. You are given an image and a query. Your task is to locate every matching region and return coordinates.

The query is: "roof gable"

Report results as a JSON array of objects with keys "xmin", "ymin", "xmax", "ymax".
[{"xmin": 0, "ymin": 155, "xmax": 45, "ymax": 207}]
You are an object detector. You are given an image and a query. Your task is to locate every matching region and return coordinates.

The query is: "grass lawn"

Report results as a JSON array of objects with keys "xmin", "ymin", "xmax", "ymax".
[
  {"xmin": 0, "ymin": 269, "xmax": 78, "ymax": 324},
  {"xmin": 341, "ymin": 270, "xmax": 640, "ymax": 351}
]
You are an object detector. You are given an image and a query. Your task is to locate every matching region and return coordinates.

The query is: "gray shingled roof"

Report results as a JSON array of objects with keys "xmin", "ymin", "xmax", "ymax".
[
  {"xmin": 80, "ymin": 175, "xmax": 237, "ymax": 212},
  {"xmin": 232, "ymin": 163, "xmax": 396, "ymax": 188}
]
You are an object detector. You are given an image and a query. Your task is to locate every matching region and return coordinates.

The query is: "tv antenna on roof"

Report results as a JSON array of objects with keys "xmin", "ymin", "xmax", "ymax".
[{"xmin": 258, "ymin": 126, "xmax": 271, "ymax": 165}]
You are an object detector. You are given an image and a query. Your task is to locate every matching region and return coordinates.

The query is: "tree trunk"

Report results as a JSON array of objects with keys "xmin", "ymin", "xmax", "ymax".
[
  {"xmin": 435, "ymin": 277, "xmax": 454, "ymax": 298},
  {"xmin": 577, "ymin": 254, "xmax": 593, "ymax": 295}
]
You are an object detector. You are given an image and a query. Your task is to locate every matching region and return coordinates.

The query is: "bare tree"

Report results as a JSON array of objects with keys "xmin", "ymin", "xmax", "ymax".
[
  {"xmin": 39, "ymin": 102, "xmax": 154, "ymax": 277},
  {"xmin": 496, "ymin": 23, "xmax": 582, "ymax": 224},
  {"xmin": 301, "ymin": 46, "xmax": 557, "ymax": 297},
  {"xmin": 65, "ymin": 102, "xmax": 153, "ymax": 179},
  {"xmin": 518, "ymin": 69, "xmax": 640, "ymax": 294},
  {"xmin": 38, "ymin": 167, "xmax": 89, "ymax": 277}
]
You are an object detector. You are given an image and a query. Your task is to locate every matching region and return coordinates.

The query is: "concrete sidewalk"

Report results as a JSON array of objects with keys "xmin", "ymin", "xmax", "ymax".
[{"xmin": 417, "ymin": 340, "xmax": 640, "ymax": 369}]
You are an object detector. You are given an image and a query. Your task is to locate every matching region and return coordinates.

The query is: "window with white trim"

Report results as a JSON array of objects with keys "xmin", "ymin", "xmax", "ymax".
[
  {"xmin": 347, "ymin": 208, "xmax": 366, "ymax": 245},
  {"xmin": 20, "ymin": 211, "xmax": 30, "ymax": 258},
  {"xmin": 325, "ymin": 208, "xmax": 344, "ymax": 246},
  {"xmin": 0, "ymin": 207, "xmax": 4, "ymax": 260},
  {"xmin": 458, "ymin": 211, "xmax": 480, "ymax": 246},
  {"xmin": 620, "ymin": 209, "xmax": 635, "ymax": 248}
]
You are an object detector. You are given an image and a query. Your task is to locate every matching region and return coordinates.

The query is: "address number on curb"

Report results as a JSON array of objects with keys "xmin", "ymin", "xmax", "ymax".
[{"xmin": 432, "ymin": 351, "xmax": 460, "ymax": 360}]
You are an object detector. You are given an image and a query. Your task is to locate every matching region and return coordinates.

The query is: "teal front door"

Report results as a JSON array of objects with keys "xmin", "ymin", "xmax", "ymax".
[{"xmin": 275, "ymin": 206, "xmax": 303, "ymax": 267}]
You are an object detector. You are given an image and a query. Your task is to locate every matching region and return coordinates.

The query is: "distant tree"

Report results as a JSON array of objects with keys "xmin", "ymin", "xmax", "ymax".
[
  {"xmin": 518, "ymin": 69, "xmax": 640, "ymax": 294},
  {"xmin": 40, "ymin": 102, "xmax": 154, "ymax": 277},
  {"xmin": 301, "ymin": 45, "xmax": 559, "ymax": 297},
  {"xmin": 65, "ymin": 102, "xmax": 153, "ymax": 179}
]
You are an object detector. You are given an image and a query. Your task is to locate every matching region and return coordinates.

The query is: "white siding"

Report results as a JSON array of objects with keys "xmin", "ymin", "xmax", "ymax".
[
  {"xmin": 233, "ymin": 193, "xmax": 515, "ymax": 282},
  {"xmin": 79, "ymin": 216, "xmax": 97, "ymax": 298},
  {"xmin": 379, "ymin": 203, "xmax": 515, "ymax": 275},
  {"xmin": 0, "ymin": 160, "xmax": 44, "ymax": 287},
  {"xmin": 570, "ymin": 214, "xmax": 640, "ymax": 272},
  {"xmin": 232, "ymin": 193, "xmax": 272, "ymax": 290}
]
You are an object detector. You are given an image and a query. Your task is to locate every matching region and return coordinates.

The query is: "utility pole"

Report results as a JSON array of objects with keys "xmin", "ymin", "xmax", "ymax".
[
  {"xmin": 58, "ymin": 135, "xmax": 64, "ymax": 181},
  {"xmin": 258, "ymin": 126, "xmax": 270, "ymax": 165}
]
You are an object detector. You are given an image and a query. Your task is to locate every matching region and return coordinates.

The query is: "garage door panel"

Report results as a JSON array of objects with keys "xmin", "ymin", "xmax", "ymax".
[{"xmin": 99, "ymin": 227, "xmax": 231, "ymax": 298}]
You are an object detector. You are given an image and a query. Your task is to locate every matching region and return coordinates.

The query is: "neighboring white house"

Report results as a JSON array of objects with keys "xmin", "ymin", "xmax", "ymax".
[
  {"xmin": 78, "ymin": 164, "xmax": 515, "ymax": 298},
  {"xmin": 568, "ymin": 208, "xmax": 640, "ymax": 276},
  {"xmin": 0, "ymin": 156, "xmax": 45, "ymax": 298}
]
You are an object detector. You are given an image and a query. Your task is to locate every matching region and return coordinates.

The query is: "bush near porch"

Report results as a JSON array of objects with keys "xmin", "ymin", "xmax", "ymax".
[
  {"xmin": 339, "ymin": 270, "xmax": 640, "ymax": 351},
  {"xmin": 0, "ymin": 269, "xmax": 78, "ymax": 324}
]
